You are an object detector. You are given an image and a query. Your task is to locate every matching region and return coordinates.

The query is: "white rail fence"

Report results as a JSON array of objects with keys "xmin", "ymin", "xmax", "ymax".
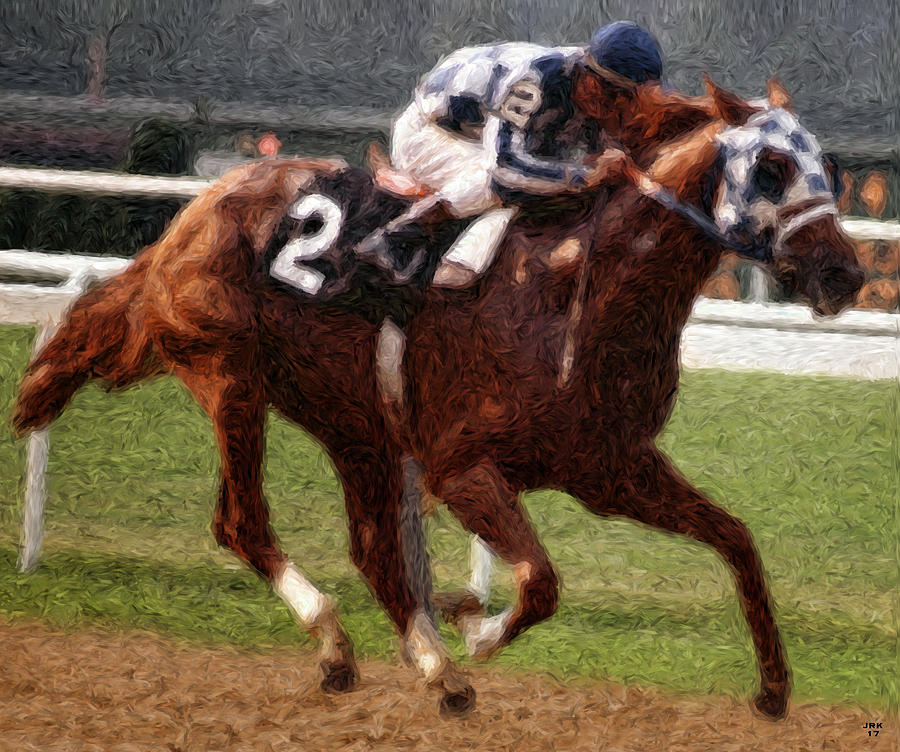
[{"xmin": 0, "ymin": 165, "xmax": 898, "ymax": 573}]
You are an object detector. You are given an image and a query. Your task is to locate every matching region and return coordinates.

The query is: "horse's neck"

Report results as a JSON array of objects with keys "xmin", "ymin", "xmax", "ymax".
[
  {"xmin": 414, "ymin": 191, "xmax": 721, "ymax": 389},
  {"xmin": 577, "ymin": 193, "xmax": 723, "ymax": 367}
]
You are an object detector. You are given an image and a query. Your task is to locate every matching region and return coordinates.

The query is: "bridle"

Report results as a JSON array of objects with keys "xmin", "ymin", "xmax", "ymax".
[
  {"xmin": 772, "ymin": 200, "xmax": 838, "ymax": 251},
  {"xmin": 625, "ymin": 109, "xmax": 838, "ymax": 264}
]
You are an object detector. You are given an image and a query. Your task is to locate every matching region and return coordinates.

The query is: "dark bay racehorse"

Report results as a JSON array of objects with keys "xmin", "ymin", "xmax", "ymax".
[{"xmin": 13, "ymin": 76, "xmax": 863, "ymax": 718}]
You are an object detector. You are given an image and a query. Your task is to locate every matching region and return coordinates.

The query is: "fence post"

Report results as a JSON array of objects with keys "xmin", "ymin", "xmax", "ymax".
[
  {"xmin": 749, "ymin": 266, "xmax": 772, "ymax": 303},
  {"xmin": 18, "ymin": 320, "xmax": 56, "ymax": 573}
]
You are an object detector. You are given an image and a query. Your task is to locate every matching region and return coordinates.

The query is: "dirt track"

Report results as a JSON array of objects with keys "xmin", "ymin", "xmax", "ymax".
[{"xmin": 0, "ymin": 621, "xmax": 894, "ymax": 752}]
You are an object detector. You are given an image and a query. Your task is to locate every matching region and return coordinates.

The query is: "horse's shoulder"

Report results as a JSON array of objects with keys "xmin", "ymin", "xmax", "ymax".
[{"xmin": 493, "ymin": 195, "xmax": 600, "ymax": 290}]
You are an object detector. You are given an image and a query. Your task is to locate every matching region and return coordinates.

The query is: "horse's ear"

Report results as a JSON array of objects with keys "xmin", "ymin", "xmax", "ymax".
[
  {"xmin": 703, "ymin": 74, "xmax": 756, "ymax": 127},
  {"xmin": 766, "ymin": 77, "xmax": 793, "ymax": 111}
]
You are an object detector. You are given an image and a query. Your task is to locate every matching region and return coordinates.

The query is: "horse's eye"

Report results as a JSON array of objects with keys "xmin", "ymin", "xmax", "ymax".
[{"xmin": 750, "ymin": 151, "xmax": 794, "ymax": 204}]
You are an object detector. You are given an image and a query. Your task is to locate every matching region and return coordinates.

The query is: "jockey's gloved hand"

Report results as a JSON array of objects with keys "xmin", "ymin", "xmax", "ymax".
[{"xmin": 583, "ymin": 148, "xmax": 635, "ymax": 187}]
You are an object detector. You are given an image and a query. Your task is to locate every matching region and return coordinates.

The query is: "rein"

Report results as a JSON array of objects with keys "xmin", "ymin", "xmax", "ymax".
[
  {"xmin": 631, "ymin": 172, "xmax": 774, "ymax": 262},
  {"xmin": 556, "ymin": 188, "xmax": 609, "ymax": 388}
]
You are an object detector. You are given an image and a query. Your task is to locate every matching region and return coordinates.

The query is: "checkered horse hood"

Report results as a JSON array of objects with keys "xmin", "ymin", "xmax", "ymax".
[{"xmin": 714, "ymin": 106, "xmax": 836, "ymax": 244}]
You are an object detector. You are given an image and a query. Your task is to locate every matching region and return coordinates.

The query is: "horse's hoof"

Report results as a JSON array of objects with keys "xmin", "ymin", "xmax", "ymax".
[
  {"xmin": 437, "ymin": 677, "xmax": 476, "ymax": 716},
  {"xmin": 753, "ymin": 685, "xmax": 789, "ymax": 720},
  {"xmin": 429, "ymin": 663, "xmax": 476, "ymax": 717},
  {"xmin": 432, "ymin": 589, "xmax": 484, "ymax": 627},
  {"xmin": 319, "ymin": 660, "xmax": 359, "ymax": 694}
]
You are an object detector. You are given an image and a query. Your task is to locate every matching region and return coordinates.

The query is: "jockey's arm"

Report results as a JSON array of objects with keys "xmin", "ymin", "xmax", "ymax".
[{"xmin": 492, "ymin": 120, "xmax": 626, "ymax": 196}]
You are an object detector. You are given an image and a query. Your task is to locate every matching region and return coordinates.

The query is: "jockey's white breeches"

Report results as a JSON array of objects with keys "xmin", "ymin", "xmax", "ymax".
[{"xmin": 391, "ymin": 103, "xmax": 500, "ymax": 217}]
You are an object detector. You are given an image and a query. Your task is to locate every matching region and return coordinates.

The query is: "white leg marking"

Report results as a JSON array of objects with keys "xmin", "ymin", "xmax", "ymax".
[
  {"xmin": 375, "ymin": 318, "xmax": 406, "ymax": 405},
  {"xmin": 467, "ymin": 535, "xmax": 494, "ymax": 606},
  {"xmin": 273, "ymin": 561, "xmax": 331, "ymax": 626},
  {"xmin": 405, "ymin": 610, "xmax": 450, "ymax": 682},
  {"xmin": 460, "ymin": 608, "xmax": 514, "ymax": 658}
]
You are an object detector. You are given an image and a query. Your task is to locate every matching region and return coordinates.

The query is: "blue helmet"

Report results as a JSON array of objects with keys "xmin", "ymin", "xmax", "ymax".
[{"xmin": 588, "ymin": 21, "xmax": 663, "ymax": 84}]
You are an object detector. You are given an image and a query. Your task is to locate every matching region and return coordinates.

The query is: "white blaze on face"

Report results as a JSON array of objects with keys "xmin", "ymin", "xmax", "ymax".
[
  {"xmin": 273, "ymin": 560, "xmax": 331, "ymax": 626},
  {"xmin": 269, "ymin": 193, "xmax": 344, "ymax": 295}
]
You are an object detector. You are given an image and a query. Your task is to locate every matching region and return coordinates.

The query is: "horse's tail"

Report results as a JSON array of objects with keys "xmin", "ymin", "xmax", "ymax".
[{"xmin": 12, "ymin": 255, "xmax": 162, "ymax": 436}]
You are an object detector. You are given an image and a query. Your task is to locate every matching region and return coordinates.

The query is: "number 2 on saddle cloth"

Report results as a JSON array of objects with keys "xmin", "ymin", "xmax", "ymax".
[{"xmin": 265, "ymin": 161, "xmax": 471, "ymax": 326}]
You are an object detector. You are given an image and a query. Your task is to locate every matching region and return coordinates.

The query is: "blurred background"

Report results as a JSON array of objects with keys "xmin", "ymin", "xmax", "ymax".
[{"xmin": 0, "ymin": 0, "xmax": 897, "ymax": 305}]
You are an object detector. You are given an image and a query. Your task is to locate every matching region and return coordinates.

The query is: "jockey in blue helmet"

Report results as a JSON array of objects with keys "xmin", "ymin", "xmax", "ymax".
[
  {"xmin": 349, "ymin": 22, "xmax": 665, "ymax": 289},
  {"xmin": 588, "ymin": 21, "xmax": 663, "ymax": 83}
]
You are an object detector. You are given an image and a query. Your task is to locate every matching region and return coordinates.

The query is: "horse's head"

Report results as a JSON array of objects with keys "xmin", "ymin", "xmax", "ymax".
[
  {"xmin": 637, "ymin": 77, "xmax": 864, "ymax": 317},
  {"xmin": 706, "ymin": 78, "xmax": 863, "ymax": 315}
]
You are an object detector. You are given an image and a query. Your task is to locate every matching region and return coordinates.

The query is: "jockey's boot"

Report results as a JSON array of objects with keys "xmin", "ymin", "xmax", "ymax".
[
  {"xmin": 355, "ymin": 195, "xmax": 453, "ymax": 285},
  {"xmin": 432, "ymin": 207, "xmax": 517, "ymax": 288}
]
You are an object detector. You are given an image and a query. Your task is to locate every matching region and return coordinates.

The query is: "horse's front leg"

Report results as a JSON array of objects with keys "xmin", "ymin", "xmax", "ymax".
[
  {"xmin": 399, "ymin": 459, "xmax": 492, "ymax": 625},
  {"xmin": 568, "ymin": 444, "xmax": 790, "ymax": 720},
  {"xmin": 431, "ymin": 458, "xmax": 561, "ymax": 658},
  {"xmin": 331, "ymin": 447, "xmax": 475, "ymax": 715},
  {"xmin": 179, "ymin": 368, "xmax": 358, "ymax": 693}
]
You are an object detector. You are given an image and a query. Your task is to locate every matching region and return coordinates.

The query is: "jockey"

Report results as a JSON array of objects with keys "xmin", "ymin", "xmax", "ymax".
[{"xmin": 356, "ymin": 21, "xmax": 665, "ymax": 288}]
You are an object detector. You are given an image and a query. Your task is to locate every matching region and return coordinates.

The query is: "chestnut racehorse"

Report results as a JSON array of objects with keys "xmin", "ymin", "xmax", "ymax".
[{"xmin": 12, "ymin": 75, "xmax": 863, "ymax": 718}]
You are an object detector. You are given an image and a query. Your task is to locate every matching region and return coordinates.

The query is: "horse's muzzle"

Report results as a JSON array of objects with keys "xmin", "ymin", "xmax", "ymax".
[{"xmin": 811, "ymin": 261, "xmax": 866, "ymax": 317}]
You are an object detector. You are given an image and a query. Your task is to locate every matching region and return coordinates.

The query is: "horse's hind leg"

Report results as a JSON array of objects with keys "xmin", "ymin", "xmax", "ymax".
[
  {"xmin": 568, "ymin": 445, "xmax": 790, "ymax": 720},
  {"xmin": 432, "ymin": 459, "xmax": 560, "ymax": 659},
  {"xmin": 430, "ymin": 537, "xmax": 492, "ymax": 628},
  {"xmin": 179, "ymin": 368, "xmax": 358, "ymax": 693}
]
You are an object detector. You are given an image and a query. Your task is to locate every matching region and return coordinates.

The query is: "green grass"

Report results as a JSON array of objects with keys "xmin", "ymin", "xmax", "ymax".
[{"xmin": 0, "ymin": 325, "xmax": 896, "ymax": 711}]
